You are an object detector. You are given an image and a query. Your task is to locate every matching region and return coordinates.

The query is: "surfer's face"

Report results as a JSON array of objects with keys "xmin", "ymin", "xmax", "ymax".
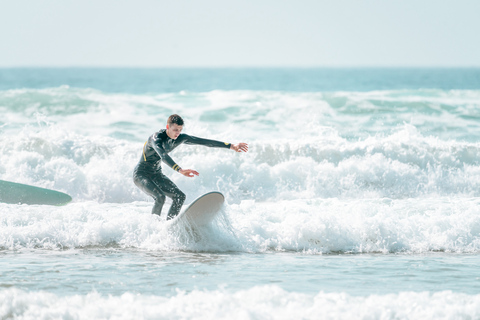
[{"xmin": 166, "ymin": 124, "xmax": 183, "ymax": 139}]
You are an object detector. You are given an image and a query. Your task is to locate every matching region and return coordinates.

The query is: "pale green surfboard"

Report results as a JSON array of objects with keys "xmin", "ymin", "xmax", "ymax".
[{"xmin": 0, "ymin": 180, "xmax": 72, "ymax": 206}]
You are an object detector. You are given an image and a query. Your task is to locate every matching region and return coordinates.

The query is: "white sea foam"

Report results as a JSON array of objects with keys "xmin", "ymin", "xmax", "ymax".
[
  {"xmin": 232, "ymin": 197, "xmax": 480, "ymax": 254},
  {"xmin": 0, "ymin": 201, "xmax": 239, "ymax": 252},
  {"xmin": 1, "ymin": 122, "xmax": 480, "ymax": 203},
  {"xmin": 1, "ymin": 197, "xmax": 479, "ymax": 254},
  {"xmin": 1, "ymin": 286, "xmax": 480, "ymax": 320}
]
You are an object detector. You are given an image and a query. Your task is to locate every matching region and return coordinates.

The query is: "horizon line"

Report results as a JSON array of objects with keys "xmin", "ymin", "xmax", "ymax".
[{"xmin": 1, "ymin": 65, "xmax": 480, "ymax": 69}]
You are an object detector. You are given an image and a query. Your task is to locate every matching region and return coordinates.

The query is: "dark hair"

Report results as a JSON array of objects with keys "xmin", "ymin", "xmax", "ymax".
[{"xmin": 167, "ymin": 114, "xmax": 184, "ymax": 126}]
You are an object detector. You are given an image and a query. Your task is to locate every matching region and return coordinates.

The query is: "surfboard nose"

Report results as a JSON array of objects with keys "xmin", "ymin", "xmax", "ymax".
[{"xmin": 169, "ymin": 191, "xmax": 224, "ymax": 227}]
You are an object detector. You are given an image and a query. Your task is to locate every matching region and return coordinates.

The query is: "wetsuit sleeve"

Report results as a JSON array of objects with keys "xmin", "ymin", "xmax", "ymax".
[
  {"xmin": 151, "ymin": 140, "xmax": 182, "ymax": 172},
  {"xmin": 182, "ymin": 134, "xmax": 231, "ymax": 149}
]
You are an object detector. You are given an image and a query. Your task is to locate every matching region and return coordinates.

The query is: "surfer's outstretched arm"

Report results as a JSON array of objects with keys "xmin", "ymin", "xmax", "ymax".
[{"xmin": 182, "ymin": 134, "xmax": 248, "ymax": 153}]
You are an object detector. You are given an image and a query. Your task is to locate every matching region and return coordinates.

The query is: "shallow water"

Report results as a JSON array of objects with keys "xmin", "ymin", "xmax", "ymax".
[{"xmin": 3, "ymin": 250, "xmax": 480, "ymax": 297}]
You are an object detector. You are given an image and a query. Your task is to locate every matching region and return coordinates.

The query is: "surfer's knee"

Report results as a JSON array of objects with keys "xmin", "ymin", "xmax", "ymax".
[
  {"xmin": 154, "ymin": 193, "xmax": 166, "ymax": 204},
  {"xmin": 132, "ymin": 175, "xmax": 143, "ymax": 187}
]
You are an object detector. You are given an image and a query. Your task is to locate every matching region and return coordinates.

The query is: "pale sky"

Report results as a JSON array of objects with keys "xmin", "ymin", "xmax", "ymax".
[{"xmin": 1, "ymin": 0, "xmax": 480, "ymax": 67}]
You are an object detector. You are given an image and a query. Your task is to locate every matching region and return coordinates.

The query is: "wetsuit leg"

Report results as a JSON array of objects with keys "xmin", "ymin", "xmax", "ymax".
[
  {"xmin": 151, "ymin": 173, "xmax": 186, "ymax": 220},
  {"xmin": 134, "ymin": 171, "xmax": 186, "ymax": 219},
  {"xmin": 133, "ymin": 173, "xmax": 166, "ymax": 216}
]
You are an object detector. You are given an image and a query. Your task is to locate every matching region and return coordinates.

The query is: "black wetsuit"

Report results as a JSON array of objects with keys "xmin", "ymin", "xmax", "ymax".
[{"xmin": 133, "ymin": 129, "xmax": 231, "ymax": 219}]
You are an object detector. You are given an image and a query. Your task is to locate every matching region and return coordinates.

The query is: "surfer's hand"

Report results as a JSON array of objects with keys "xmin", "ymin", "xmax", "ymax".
[
  {"xmin": 179, "ymin": 169, "xmax": 199, "ymax": 177},
  {"xmin": 231, "ymin": 143, "xmax": 248, "ymax": 153}
]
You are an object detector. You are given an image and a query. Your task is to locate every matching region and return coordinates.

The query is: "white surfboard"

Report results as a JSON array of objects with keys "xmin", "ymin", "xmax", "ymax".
[{"xmin": 169, "ymin": 191, "xmax": 224, "ymax": 227}]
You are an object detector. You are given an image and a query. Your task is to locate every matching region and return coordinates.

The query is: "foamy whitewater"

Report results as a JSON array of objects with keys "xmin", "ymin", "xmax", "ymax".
[{"xmin": 1, "ymin": 68, "xmax": 480, "ymax": 319}]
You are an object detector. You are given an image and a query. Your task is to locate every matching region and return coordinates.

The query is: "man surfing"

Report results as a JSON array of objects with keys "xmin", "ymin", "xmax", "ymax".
[{"xmin": 133, "ymin": 114, "xmax": 248, "ymax": 220}]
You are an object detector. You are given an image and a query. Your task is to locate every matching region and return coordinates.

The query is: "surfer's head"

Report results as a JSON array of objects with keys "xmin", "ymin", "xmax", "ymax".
[{"xmin": 166, "ymin": 114, "xmax": 184, "ymax": 139}]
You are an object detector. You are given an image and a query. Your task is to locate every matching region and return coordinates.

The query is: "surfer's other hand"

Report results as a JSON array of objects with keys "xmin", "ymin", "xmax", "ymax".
[
  {"xmin": 179, "ymin": 169, "xmax": 199, "ymax": 177},
  {"xmin": 231, "ymin": 143, "xmax": 248, "ymax": 153}
]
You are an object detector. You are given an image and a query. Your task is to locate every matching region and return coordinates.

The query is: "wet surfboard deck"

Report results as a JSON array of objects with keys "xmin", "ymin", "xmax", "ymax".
[
  {"xmin": 0, "ymin": 180, "xmax": 72, "ymax": 206},
  {"xmin": 169, "ymin": 191, "xmax": 224, "ymax": 227}
]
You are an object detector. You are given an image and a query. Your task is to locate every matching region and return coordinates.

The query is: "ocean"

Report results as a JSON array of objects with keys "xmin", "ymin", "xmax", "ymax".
[{"xmin": 1, "ymin": 67, "xmax": 480, "ymax": 319}]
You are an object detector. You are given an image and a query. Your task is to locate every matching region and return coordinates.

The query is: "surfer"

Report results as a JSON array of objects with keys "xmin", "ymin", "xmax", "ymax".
[{"xmin": 133, "ymin": 114, "xmax": 248, "ymax": 220}]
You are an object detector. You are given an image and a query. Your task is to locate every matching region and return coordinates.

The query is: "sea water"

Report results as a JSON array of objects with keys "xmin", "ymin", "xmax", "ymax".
[{"xmin": 1, "ymin": 68, "xmax": 480, "ymax": 319}]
